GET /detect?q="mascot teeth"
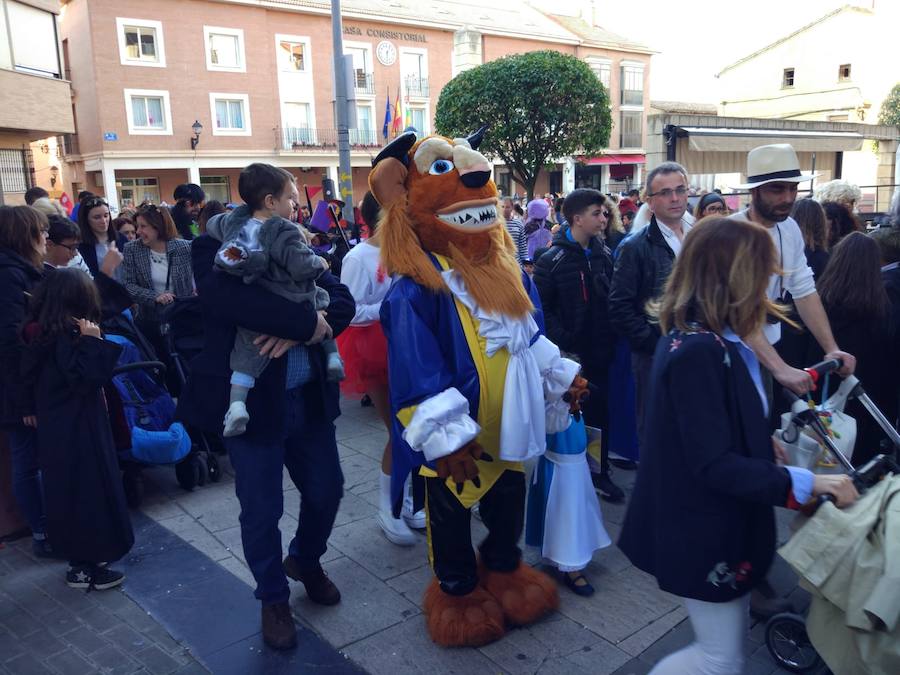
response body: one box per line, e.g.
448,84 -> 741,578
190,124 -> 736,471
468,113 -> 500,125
438,205 -> 497,227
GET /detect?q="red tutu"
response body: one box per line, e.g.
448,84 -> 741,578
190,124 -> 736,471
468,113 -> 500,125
336,323 -> 389,396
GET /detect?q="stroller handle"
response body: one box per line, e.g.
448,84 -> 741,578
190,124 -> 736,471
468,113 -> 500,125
804,358 -> 843,386
113,361 -> 167,376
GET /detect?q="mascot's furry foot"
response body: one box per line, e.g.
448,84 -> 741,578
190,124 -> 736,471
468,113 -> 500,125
479,561 -> 559,626
422,577 -> 506,647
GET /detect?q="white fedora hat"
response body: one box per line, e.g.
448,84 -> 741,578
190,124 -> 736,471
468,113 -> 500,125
736,143 -> 820,189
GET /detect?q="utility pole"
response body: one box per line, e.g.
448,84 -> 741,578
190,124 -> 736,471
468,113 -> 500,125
330,0 -> 355,231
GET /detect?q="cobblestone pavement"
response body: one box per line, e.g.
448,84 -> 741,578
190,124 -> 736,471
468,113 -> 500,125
1,398 -> 810,674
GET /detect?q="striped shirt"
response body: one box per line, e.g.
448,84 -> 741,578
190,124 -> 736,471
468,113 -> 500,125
505,218 -> 528,263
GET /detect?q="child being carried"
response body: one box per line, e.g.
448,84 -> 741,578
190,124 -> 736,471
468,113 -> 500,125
211,163 -> 344,437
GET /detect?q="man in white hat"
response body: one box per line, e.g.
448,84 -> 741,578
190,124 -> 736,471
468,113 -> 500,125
734,144 -> 856,396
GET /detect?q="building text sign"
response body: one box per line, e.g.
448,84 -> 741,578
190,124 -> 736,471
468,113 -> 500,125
343,25 -> 427,43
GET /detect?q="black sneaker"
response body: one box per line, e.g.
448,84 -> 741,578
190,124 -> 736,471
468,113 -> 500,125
591,472 -> 625,503
66,565 -> 124,591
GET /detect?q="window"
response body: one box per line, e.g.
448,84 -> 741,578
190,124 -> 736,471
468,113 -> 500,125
401,50 -> 428,97
619,110 -> 642,148
282,102 -> 316,147
116,18 -> 165,67
586,57 -> 611,89
620,65 -> 644,106
117,177 -> 159,208
204,27 -> 245,72
8,1 -> 61,77
0,148 -> 32,194
346,46 -> 374,94
124,89 -> 172,135
409,106 -> 427,135
783,68 -> 795,88
200,176 -> 230,203
278,41 -> 305,71
209,94 -> 251,135
351,105 -> 376,146
838,64 -> 851,82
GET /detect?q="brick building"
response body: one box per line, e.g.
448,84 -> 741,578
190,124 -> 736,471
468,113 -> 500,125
52,0 -> 653,210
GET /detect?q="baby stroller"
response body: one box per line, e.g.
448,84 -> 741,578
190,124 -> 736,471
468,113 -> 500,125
159,297 -> 222,490
104,310 -> 219,500
765,358 -> 900,673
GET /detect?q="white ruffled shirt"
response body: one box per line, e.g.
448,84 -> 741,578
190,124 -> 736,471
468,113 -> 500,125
401,269 -> 579,463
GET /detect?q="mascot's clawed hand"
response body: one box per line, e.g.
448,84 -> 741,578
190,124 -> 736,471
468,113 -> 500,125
564,375 -> 590,415
435,441 -> 490,494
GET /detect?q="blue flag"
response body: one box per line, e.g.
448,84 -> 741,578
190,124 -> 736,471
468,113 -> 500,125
382,88 -> 392,139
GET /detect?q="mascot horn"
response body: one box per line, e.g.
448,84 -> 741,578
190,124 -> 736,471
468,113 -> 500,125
370,128 -> 589,647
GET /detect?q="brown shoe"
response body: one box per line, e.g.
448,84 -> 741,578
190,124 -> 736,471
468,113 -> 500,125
283,556 -> 341,606
261,602 -> 297,650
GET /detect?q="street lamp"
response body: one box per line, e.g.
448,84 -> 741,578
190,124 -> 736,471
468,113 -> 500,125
190,120 -> 203,150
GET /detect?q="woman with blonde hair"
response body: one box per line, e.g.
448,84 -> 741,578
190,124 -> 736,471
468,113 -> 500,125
619,217 -> 858,674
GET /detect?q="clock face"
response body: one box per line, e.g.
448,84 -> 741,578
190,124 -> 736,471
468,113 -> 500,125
376,40 -> 397,66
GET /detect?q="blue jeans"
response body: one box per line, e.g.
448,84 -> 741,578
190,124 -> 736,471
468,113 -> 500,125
225,387 -> 344,605
8,426 -> 46,537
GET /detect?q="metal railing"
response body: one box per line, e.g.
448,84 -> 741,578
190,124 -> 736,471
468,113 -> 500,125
619,132 -> 643,149
353,71 -> 375,95
58,134 -> 80,156
277,127 -> 383,151
404,76 -> 429,98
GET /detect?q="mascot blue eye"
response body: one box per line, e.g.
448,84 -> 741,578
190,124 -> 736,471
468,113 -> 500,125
429,159 -> 454,175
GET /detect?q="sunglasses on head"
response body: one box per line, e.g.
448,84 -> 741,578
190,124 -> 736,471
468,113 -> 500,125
83,197 -> 108,209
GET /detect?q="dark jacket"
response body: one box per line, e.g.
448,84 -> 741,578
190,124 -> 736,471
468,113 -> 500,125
122,238 -> 194,323
170,203 -> 196,241
806,305 -> 900,466
619,330 -> 793,602
20,332 -> 133,563
608,217 -> 675,355
533,229 -> 615,369
0,249 -> 43,427
175,234 -> 354,444
804,247 -> 830,281
77,233 -> 128,278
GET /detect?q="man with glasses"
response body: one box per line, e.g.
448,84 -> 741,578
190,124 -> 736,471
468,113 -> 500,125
609,161 -> 692,450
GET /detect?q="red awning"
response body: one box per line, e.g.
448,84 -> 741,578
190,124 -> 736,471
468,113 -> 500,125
581,154 -> 646,166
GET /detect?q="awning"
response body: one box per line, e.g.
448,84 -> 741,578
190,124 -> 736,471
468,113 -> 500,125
581,153 -> 646,166
680,127 -> 864,153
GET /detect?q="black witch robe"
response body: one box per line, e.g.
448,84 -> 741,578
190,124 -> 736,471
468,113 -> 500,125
22,332 -> 134,564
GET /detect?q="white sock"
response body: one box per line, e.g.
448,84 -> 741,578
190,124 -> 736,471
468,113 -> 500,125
379,472 -> 395,515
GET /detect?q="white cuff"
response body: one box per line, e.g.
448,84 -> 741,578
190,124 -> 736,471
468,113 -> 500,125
530,335 -> 581,398
545,399 -> 572,434
401,388 -> 481,462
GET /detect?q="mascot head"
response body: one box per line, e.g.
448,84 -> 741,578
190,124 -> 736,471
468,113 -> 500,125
368,128 -> 533,318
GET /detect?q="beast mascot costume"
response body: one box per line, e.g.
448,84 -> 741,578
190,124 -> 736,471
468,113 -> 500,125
369,128 -> 588,647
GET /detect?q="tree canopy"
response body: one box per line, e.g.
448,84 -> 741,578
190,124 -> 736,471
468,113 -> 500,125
434,50 -> 612,200
878,83 -> 900,128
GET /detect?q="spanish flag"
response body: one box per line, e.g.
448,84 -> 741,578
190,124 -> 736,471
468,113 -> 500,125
391,88 -> 402,136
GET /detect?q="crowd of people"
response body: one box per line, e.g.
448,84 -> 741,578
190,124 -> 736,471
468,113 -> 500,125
1,139 -> 897,670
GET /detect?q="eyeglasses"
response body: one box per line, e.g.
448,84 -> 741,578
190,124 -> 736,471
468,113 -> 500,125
648,186 -> 689,199
50,241 -> 79,252
704,204 -> 727,214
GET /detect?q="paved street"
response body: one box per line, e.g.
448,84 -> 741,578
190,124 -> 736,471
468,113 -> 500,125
0,399 -> 808,674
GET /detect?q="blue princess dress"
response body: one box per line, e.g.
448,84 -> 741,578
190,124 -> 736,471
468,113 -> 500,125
526,415 -> 612,571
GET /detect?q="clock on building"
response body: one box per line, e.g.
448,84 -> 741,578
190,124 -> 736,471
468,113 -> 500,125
376,40 -> 397,66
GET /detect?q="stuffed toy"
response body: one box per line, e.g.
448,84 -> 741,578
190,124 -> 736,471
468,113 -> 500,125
369,128 -> 588,647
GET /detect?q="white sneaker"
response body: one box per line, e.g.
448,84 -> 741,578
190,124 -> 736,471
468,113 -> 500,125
223,401 -> 249,437
377,511 -> 417,546
403,509 -> 426,530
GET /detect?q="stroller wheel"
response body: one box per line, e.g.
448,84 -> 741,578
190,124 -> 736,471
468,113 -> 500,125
207,453 -> 221,483
765,612 -> 822,673
175,454 -> 199,491
195,452 -> 209,487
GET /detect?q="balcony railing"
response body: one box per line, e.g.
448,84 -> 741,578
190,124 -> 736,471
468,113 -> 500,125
58,133 -> 80,156
404,76 -> 429,98
353,71 -> 375,95
277,127 -> 383,151
621,89 -> 643,106
619,132 -> 643,149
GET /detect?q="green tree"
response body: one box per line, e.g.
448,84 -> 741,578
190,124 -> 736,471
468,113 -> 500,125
878,83 -> 900,128
434,50 -> 612,201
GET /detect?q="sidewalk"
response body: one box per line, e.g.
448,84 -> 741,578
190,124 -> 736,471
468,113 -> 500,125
1,398 -> 805,674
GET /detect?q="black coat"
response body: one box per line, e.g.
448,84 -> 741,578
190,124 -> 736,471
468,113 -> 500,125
0,249 -> 43,427
619,329 -> 792,602
21,333 -> 133,563
77,233 -> 128,278
805,305 -> 900,466
175,234 -> 355,444
533,230 -> 615,369
609,217 -> 675,355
